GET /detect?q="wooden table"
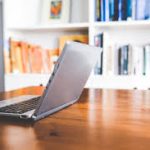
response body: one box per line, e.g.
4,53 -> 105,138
0,87 -> 150,150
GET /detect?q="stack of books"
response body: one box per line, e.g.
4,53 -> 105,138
95,0 -> 150,21
106,43 -> 150,76
117,44 -> 150,76
94,32 -> 150,76
4,39 -> 59,74
4,34 -> 88,74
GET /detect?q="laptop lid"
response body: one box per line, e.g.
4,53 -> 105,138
33,42 -> 101,119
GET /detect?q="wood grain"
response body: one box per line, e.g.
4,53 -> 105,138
0,87 -> 150,150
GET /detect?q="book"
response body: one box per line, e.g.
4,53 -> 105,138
9,39 -> 23,73
95,0 -> 101,21
121,0 -> 127,20
127,0 -> 132,20
42,49 -> 53,73
15,42 -> 24,73
4,50 -> 11,74
144,45 -> 150,76
94,33 -> 103,75
118,45 -> 129,75
109,0 -> 115,21
145,0 -> 150,20
20,42 -> 30,73
136,0 -> 146,20
9,38 -> 61,74
122,45 -> 129,75
105,0 -> 109,21
101,0 -> 105,21
128,45 -> 133,75
49,48 -> 59,71
59,34 -> 88,54
95,0 -> 150,22
131,0 -> 136,20
132,45 -> 144,75
28,45 -> 43,73
113,0 -> 119,21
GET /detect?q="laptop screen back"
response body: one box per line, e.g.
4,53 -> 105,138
34,42 -> 101,116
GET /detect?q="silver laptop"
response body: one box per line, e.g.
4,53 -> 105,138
0,42 -> 101,121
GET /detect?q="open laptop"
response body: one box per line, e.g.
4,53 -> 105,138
0,42 -> 101,121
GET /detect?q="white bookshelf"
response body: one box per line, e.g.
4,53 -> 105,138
8,23 -> 89,31
3,0 -> 150,91
94,20 -> 150,28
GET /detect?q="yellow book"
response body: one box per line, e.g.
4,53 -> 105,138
59,34 -> 88,54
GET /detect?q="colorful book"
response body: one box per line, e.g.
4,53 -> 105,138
28,45 -> 43,73
127,0 -> 132,20
4,50 -> 11,74
20,42 -> 30,73
9,39 -> 23,73
109,0 -> 115,21
95,0 -> 101,21
145,0 -> 150,20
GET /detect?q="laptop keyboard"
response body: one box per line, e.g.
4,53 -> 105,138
0,96 -> 41,114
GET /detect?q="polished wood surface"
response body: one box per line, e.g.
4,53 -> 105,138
0,87 -> 150,150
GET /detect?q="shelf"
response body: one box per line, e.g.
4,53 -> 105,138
87,75 -> 150,90
93,20 -> 150,29
5,74 -> 150,91
5,74 -> 51,91
8,23 -> 89,31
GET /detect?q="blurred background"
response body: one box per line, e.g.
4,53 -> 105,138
0,0 -> 150,92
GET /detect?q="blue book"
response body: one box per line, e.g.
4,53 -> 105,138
121,0 -> 127,20
118,0 -> 122,21
145,0 -> 150,20
114,0 -> 119,20
132,0 -> 136,20
127,0 -> 132,19
101,0 -> 105,21
109,0 -> 114,21
136,0 -> 146,20
105,0 -> 110,21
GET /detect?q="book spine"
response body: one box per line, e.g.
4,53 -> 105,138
132,0 -> 136,20
118,48 -> 122,74
121,0 -> 127,20
136,0 -> 146,20
101,0 -> 104,21
105,0 -> 109,21
127,0 -> 132,20
109,0 -> 114,21
145,45 -> 150,75
94,33 -> 103,75
113,0 -> 119,21
118,0 -> 122,21
100,51 -> 103,74
144,0 -> 150,20
122,45 -> 128,75
143,46 -> 146,75
128,45 -> 132,75
95,0 -> 101,21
